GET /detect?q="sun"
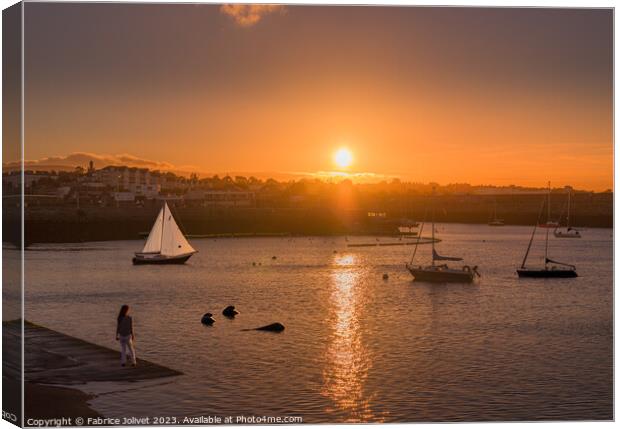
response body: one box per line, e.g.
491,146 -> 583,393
334,148 -> 353,169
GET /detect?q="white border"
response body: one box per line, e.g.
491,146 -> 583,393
0,2 -> 616,429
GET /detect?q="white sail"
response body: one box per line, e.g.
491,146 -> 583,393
160,203 -> 196,256
142,207 -> 164,253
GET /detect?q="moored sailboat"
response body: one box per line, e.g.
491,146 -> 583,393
406,190 -> 480,283
554,188 -> 581,238
517,182 -> 577,278
488,199 -> 505,226
133,202 -> 197,265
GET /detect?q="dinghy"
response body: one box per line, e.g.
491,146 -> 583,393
133,202 -> 197,265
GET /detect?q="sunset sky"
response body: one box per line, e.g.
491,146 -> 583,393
21,4 -> 612,190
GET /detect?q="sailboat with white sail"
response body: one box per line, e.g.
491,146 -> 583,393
554,188 -> 581,238
517,182 -> 577,278
406,190 -> 480,283
133,202 -> 197,265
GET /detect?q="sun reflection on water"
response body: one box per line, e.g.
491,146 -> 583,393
321,253 -> 383,422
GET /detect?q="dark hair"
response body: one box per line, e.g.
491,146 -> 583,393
117,305 -> 129,325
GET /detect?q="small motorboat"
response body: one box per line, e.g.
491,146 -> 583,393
554,228 -> 581,239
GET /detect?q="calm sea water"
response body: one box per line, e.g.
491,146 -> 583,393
23,224 -> 613,422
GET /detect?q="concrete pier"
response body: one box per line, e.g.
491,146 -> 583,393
4,320 -> 182,385
3,320 -> 182,422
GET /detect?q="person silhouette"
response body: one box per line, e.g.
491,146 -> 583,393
116,305 -> 137,367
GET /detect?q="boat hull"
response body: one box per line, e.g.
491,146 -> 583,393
133,253 -> 194,265
408,266 -> 474,283
553,231 -> 581,238
517,268 -> 578,278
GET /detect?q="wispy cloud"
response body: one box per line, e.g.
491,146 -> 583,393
5,152 -> 197,174
288,171 -> 396,183
5,152 -> 393,184
220,4 -> 285,27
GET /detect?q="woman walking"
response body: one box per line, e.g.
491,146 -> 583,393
116,304 -> 137,367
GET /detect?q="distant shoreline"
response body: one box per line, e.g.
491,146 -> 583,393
4,193 -> 612,246
1,224 -> 612,249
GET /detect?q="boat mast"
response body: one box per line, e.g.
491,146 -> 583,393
431,187 -> 436,267
521,199 -> 545,269
567,189 -> 571,229
544,181 -> 550,268
409,205 -> 428,266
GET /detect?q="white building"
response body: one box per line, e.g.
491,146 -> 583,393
3,172 -> 54,191
130,183 -> 161,199
94,166 -> 156,190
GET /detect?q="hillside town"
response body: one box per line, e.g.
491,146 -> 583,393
3,163 -> 613,247
2,161 -> 612,210
3,162 -> 257,208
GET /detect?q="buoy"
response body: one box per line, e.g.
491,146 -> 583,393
201,313 -> 215,325
382,273 -> 389,280
222,306 -> 239,318
272,256 -> 277,260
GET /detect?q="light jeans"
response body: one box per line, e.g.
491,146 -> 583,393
119,335 -> 136,365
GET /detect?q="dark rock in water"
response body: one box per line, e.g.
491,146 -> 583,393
201,313 -> 215,325
272,256 -> 277,260
248,322 -> 285,332
222,306 -> 239,318
382,273 -> 389,280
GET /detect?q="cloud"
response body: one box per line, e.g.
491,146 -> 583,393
4,152 -> 391,184
220,4 -> 285,27
5,152 -> 198,174
288,170 -> 396,183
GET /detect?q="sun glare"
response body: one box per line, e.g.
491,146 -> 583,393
334,148 -> 353,169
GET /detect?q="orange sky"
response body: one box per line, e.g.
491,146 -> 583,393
18,5 -> 613,190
